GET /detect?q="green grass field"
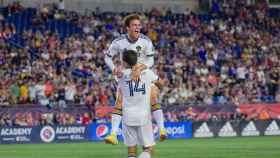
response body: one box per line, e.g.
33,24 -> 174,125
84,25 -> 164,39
0,136 -> 280,158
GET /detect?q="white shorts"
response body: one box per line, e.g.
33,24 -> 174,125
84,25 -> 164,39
122,123 -> 155,147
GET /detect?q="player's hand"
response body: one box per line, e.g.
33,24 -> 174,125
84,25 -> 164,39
131,66 -> 141,81
113,67 -> 123,78
131,63 -> 146,81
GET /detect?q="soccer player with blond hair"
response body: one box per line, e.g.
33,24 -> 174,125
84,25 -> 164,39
104,14 -> 166,145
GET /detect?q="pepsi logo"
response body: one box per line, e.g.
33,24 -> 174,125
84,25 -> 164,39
96,124 -> 109,139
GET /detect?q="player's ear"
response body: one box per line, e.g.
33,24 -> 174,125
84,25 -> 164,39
125,25 -> 129,31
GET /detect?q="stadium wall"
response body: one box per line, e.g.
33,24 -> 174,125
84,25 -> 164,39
192,120 -> 280,138
1,0 -> 198,13
1,120 -> 280,144
0,122 -> 193,144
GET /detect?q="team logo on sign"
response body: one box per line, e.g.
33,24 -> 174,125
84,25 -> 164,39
40,126 -> 55,143
96,124 -> 109,139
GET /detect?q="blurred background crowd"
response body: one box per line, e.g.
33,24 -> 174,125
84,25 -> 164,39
0,0 -> 279,125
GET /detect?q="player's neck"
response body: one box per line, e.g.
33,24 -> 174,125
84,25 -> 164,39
124,66 -> 133,69
126,34 -> 139,43
123,62 -> 134,69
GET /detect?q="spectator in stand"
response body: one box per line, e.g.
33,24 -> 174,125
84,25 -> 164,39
39,113 -> 48,126
0,83 -> 9,106
14,112 -> 28,126
19,80 -> 29,104
9,80 -> 20,104
0,113 -> 12,126
56,82 -> 67,108
28,79 -> 37,104
82,112 -> 91,125
65,79 -> 76,104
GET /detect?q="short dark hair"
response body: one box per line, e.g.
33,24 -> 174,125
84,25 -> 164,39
122,50 -> 137,67
124,14 -> 141,27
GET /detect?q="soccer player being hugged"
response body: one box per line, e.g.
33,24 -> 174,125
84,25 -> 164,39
114,50 -> 162,158
104,14 -> 166,145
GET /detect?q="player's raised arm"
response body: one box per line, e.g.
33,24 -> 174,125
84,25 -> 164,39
104,53 -> 115,71
104,42 -> 117,71
104,40 -> 123,77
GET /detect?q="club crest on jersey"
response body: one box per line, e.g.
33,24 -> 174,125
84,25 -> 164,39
136,46 -> 142,52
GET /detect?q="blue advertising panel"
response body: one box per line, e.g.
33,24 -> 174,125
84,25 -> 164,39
0,122 -> 193,144
38,125 -> 90,143
0,125 -> 89,144
88,121 -> 192,141
88,123 -> 111,141
163,122 -> 192,139
0,126 -> 39,144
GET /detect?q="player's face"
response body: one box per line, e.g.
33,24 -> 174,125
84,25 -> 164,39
127,19 -> 141,41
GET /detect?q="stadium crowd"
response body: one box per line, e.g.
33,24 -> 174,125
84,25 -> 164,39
0,111 -> 92,127
0,0 -> 280,124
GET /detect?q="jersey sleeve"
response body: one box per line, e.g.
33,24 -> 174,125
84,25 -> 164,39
142,39 -> 155,68
106,40 -> 119,57
142,70 -> 158,83
146,39 -> 155,56
104,41 -> 119,70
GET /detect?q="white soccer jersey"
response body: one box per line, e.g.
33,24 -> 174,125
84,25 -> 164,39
105,34 -> 155,70
118,69 -> 158,126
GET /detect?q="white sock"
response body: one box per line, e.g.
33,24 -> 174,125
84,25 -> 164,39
138,152 -> 151,158
111,114 -> 122,134
153,109 -> 165,130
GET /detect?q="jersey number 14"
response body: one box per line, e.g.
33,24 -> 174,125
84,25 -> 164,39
126,80 -> 146,96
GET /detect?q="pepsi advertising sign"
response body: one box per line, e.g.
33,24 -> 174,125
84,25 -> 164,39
163,122 -> 192,139
95,124 -> 110,140
88,123 -> 112,141
89,122 -> 192,141
152,122 -> 192,140
0,122 -> 192,144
